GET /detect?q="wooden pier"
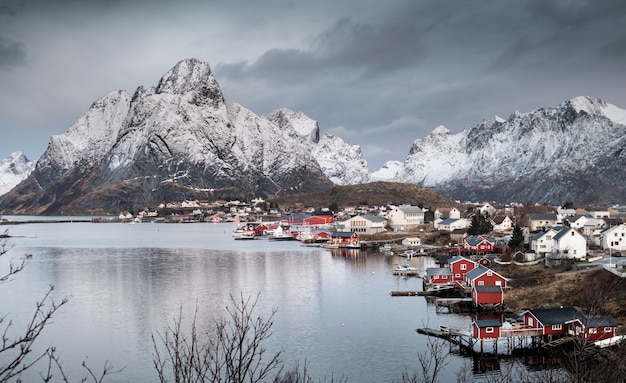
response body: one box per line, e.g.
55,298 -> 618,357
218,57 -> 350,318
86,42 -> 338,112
391,290 -> 433,296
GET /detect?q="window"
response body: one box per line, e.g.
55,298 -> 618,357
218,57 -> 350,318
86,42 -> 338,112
487,271 -> 493,276
528,317 -> 533,326
552,324 -> 562,331
495,280 -> 502,286
604,327 -> 613,333
589,328 -> 597,334
486,327 -> 494,333
460,264 -> 467,270
478,281 -> 484,286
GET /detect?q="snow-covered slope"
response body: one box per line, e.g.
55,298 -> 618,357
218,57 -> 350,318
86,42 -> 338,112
267,109 -> 369,185
369,160 -> 403,182
0,152 -> 35,196
396,96 -> 626,205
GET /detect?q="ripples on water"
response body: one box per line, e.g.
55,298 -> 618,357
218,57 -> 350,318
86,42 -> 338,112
0,221 -> 498,382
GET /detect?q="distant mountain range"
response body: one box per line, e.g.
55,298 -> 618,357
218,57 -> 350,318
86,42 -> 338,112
394,96 -> 626,206
1,58 -> 625,214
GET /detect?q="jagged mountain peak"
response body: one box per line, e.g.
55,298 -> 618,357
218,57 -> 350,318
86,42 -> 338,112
0,151 -> 35,196
155,58 -> 224,107
266,108 -> 320,143
562,96 -> 626,125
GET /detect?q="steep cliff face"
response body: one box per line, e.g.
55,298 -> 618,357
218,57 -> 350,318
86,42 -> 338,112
1,58 -> 365,214
395,96 -> 626,205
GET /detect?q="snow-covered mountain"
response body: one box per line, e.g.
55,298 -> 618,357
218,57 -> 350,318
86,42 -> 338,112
0,152 -> 35,196
386,96 -> 626,205
0,58 -> 367,214
267,108 -> 369,185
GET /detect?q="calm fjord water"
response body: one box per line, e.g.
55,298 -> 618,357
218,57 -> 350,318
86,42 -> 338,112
0,221 -> 470,382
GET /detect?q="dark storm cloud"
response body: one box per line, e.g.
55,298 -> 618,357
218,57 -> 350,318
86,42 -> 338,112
217,17 -> 425,82
0,37 -> 25,69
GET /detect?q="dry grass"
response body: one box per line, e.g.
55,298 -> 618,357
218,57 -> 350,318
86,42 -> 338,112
272,181 -> 457,210
501,265 -> 626,330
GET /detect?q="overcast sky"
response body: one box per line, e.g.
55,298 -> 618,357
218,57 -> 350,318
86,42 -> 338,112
1,0 -> 625,170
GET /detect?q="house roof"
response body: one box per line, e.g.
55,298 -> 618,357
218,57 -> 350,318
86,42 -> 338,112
553,226 -> 581,241
349,215 -> 387,223
466,265 -> 507,281
493,215 -> 509,224
465,265 -> 490,280
527,307 -> 583,325
397,206 -> 424,214
474,285 -> 503,293
426,267 -> 452,277
465,235 -> 496,247
439,218 -> 460,225
528,213 -> 558,221
600,224 -> 626,235
448,255 -> 474,264
331,231 -> 356,238
474,319 -> 502,328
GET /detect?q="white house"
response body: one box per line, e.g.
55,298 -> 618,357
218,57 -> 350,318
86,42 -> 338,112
527,214 -> 558,232
531,227 -> 560,256
434,207 -> 461,220
556,207 -> 577,224
436,218 -> 469,232
600,224 -> 626,252
386,205 -> 425,230
339,215 -> 387,235
401,237 -> 422,248
478,202 -> 497,217
551,226 -> 587,260
492,215 -> 513,233
569,215 -> 606,239
589,210 -> 611,219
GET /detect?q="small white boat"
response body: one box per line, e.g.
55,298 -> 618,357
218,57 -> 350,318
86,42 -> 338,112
268,225 -> 294,241
394,264 -> 417,272
233,224 -> 256,240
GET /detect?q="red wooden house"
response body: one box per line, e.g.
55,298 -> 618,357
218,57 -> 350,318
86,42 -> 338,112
425,267 -> 453,285
304,215 -> 334,226
329,231 -> 359,247
448,256 -> 477,281
464,235 -> 496,254
472,319 -> 501,339
523,307 -> 581,337
464,266 -> 508,290
567,316 -> 618,341
472,285 -> 504,306
310,228 -> 331,242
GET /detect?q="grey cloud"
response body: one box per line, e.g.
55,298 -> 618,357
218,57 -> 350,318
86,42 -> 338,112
217,17 -> 424,83
0,37 -> 25,70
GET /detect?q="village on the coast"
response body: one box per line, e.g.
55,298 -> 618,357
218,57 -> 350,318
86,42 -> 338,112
109,198 -> 626,360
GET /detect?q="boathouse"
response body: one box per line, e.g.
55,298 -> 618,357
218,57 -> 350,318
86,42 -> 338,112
425,267 -> 453,285
472,285 -> 504,306
329,231 -> 360,247
472,319 -> 502,339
